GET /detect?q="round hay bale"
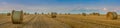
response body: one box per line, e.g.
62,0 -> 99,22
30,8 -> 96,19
65,13 -> 67,15
42,12 -> 44,15
89,12 -> 100,16
11,10 -> 23,24
27,13 -> 30,15
92,13 -> 100,16
24,13 -> 29,15
26,13 -> 29,15
59,13 -> 62,15
51,12 -> 57,18
82,13 -> 86,16
68,13 -> 70,15
48,12 -> 51,15
7,13 -> 11,16
24,13 -> 27,15
35,12 -> 37,15
106,12 -> 117,20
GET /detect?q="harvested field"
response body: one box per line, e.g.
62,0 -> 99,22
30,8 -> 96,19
0,14 -> 120,28
0,0 -> 119,28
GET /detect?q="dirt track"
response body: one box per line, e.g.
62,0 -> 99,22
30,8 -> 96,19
0,14 -> 120,28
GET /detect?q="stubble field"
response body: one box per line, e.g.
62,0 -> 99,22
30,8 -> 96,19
0,14 -> 120,28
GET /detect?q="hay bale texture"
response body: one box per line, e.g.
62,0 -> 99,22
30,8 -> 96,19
106,12 -> 117,20
24,13 -> 27,15
24,12 -> 29,15
82,13 -> 86,16
11,10 -> 23,24
7,13 -> 11,16
90,12 -> 100,16
41,12 -> 44,15
51,12 -> 57,18
35,12 -> 37,15
68,13 -> 70,15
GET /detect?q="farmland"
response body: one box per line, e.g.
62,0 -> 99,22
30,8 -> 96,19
0,0 -> 119,28
0,13 -> 120,28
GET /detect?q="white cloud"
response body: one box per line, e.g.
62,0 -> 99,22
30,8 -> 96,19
0,2 -> 120,14
103,8 -> 107,11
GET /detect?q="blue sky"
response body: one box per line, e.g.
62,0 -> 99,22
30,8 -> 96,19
0,0 -> 120,14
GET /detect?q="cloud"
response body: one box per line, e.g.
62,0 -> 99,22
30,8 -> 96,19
0,1 -> 120,14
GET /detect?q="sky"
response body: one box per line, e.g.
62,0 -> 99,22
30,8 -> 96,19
0,0 -> 120,14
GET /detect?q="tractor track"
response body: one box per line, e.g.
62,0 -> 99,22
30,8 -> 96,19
59,15 -> 120,28
44,15 -> 72,28
0,15 -> 36,28
0,15 -> 120,28
17,15 -> 39,28
22,15 -> 73,28
51,15 -> 93,28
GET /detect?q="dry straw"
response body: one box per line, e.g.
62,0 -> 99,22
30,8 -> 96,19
106,12 -> 117,20
11,10 -> 23,24
51,12 -> 57,18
